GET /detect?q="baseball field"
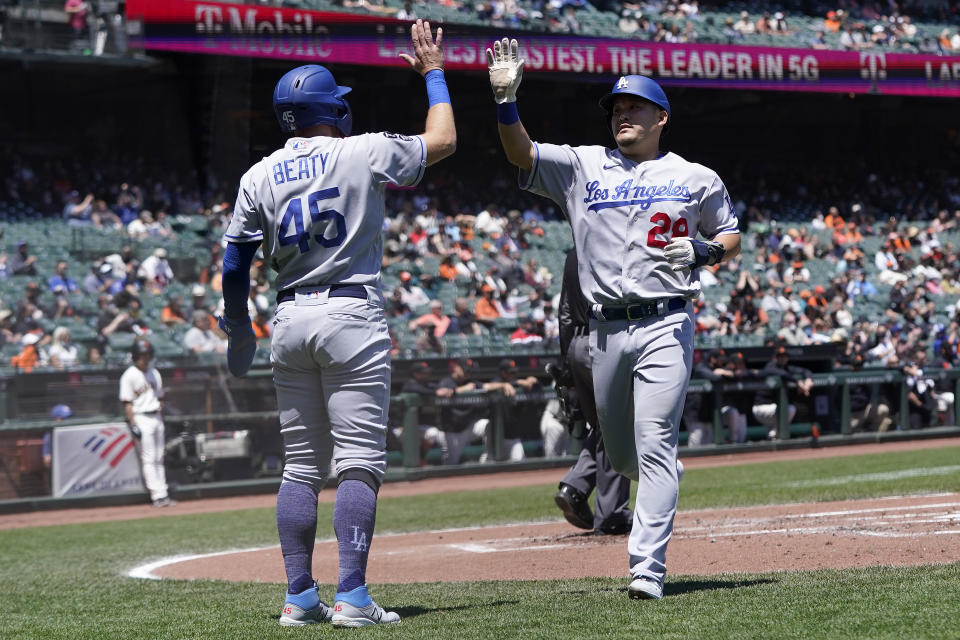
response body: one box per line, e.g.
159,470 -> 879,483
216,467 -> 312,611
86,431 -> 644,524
3,439 -> 960,639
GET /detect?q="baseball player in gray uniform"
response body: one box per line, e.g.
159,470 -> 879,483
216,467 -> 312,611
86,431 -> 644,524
219,20 -> 455,627
488,38 -> 740,599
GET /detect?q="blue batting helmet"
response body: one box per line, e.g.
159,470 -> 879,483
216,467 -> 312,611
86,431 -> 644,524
599,75 -> 670,117
273,65 -> 352,136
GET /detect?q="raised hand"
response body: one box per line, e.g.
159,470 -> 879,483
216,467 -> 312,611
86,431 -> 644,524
486,37 -> 524,104
399,19 -> 444,76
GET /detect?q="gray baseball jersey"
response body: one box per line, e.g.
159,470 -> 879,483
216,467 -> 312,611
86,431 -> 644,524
225,132 -> 425,487
521,142 -> 739,590
226,133 -> 426,290
521,146 -> 739,304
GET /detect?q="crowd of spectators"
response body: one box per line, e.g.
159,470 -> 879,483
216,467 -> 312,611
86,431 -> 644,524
270,0 -> 960,52
1,132 -> 959,439
6,0 -> 960,57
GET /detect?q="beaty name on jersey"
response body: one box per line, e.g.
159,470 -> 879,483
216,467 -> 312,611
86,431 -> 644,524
272,153 -> 331,186
584,178 -> 692,211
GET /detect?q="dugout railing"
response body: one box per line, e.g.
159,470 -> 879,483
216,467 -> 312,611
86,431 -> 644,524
1,366 -> 959,506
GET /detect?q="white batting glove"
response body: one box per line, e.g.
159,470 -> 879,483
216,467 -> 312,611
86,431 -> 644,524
486,37 -> 524,104
664,237 -> 726,271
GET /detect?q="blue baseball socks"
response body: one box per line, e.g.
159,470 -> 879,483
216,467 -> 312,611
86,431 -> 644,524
333,479 -> 378,597
276,480 -> 319,593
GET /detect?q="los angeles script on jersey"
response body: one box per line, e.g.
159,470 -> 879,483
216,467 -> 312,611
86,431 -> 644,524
583,178 -> 692,212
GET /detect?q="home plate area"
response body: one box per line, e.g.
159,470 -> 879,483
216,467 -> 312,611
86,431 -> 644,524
147,493 -> 960,584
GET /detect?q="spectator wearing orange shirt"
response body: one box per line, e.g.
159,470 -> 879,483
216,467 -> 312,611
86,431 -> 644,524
438,254 -> 458,282
474,284 -> 501,327
843,221 -> 863,244
252,309 -> 271,339
889,231 -> 911,253
161,295 -> 187,326
408,300 -> 452,338
832,221 -> 861,246
11,333 -> 41,372
824,10 -> 841,32
804,285 -> 830,321
824,206 -> 844,231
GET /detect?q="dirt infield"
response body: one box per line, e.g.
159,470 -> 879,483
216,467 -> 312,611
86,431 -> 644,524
5,437 -> 960,583
107,437 -> 960,584
144,492 -> 960,583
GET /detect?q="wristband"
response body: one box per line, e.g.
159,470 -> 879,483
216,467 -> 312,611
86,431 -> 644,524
497,102 -> 519,125
425,69 -> 450,107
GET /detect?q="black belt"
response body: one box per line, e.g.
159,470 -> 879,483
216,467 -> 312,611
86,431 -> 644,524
590,297 -> 687,322
276,284 -> 367,304
572,326 -> 589,338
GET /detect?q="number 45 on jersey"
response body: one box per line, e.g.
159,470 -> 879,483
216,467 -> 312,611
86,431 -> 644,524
278,187 -> 346,253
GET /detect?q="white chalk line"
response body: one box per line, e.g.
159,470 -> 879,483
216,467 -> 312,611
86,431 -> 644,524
447,542 -> 573,554
125,519 -> 565,579
127,498 -> 960,580
127,544 -> 278,580
783,465 -> 960,488
679,502 -> 960,532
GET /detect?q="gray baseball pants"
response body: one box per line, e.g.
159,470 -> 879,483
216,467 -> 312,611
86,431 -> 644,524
271,290 -> 391,489
590,307 -> 693,585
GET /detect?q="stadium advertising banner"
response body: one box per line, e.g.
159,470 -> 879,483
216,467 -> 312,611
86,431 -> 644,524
126,0 -> 960,97
51,423 -> 144,498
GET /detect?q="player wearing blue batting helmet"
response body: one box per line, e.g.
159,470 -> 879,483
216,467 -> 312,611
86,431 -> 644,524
599,75 -> 670,117
273,65 -> 353,136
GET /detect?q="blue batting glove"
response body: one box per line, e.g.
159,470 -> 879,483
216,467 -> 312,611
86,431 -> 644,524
218,315 -> 257,377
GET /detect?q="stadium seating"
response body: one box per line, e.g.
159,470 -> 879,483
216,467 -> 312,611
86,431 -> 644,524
245,0 -> 960,53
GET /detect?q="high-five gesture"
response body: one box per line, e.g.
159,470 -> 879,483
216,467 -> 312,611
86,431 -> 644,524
486,37 -> 524,104
399,19 -> 444,76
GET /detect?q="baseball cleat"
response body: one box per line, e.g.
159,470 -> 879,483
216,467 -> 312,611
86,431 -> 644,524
594,520 -> 631,536
279,582 -> 333,626
555,483 -> 594,530
628,576 -> 664,600
331,585 -> 400,627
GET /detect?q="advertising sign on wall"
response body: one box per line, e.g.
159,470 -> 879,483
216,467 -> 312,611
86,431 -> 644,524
126,0 -> 960,97
51,423 -> 144,498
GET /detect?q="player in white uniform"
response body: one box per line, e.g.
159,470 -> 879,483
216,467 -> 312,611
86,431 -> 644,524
487,38 -> 741,599
219,21 -> 455,627
119,339 -> 173,507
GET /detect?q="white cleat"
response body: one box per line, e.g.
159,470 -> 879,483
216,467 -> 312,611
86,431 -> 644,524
331,599 -> 401,627
279,583 -> 333,626
628,576 -> 664,600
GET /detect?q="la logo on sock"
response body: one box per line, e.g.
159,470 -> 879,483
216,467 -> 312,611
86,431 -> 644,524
350,526 -> 368,551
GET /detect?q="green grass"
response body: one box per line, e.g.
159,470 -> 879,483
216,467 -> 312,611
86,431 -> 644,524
2,445 -> 960,639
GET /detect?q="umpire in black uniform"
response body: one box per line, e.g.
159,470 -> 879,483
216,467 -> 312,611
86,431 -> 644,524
553,248 -> 633,535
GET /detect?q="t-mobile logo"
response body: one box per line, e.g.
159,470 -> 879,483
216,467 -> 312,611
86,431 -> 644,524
350,526 -> 368,552
860,52 -> 887,93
